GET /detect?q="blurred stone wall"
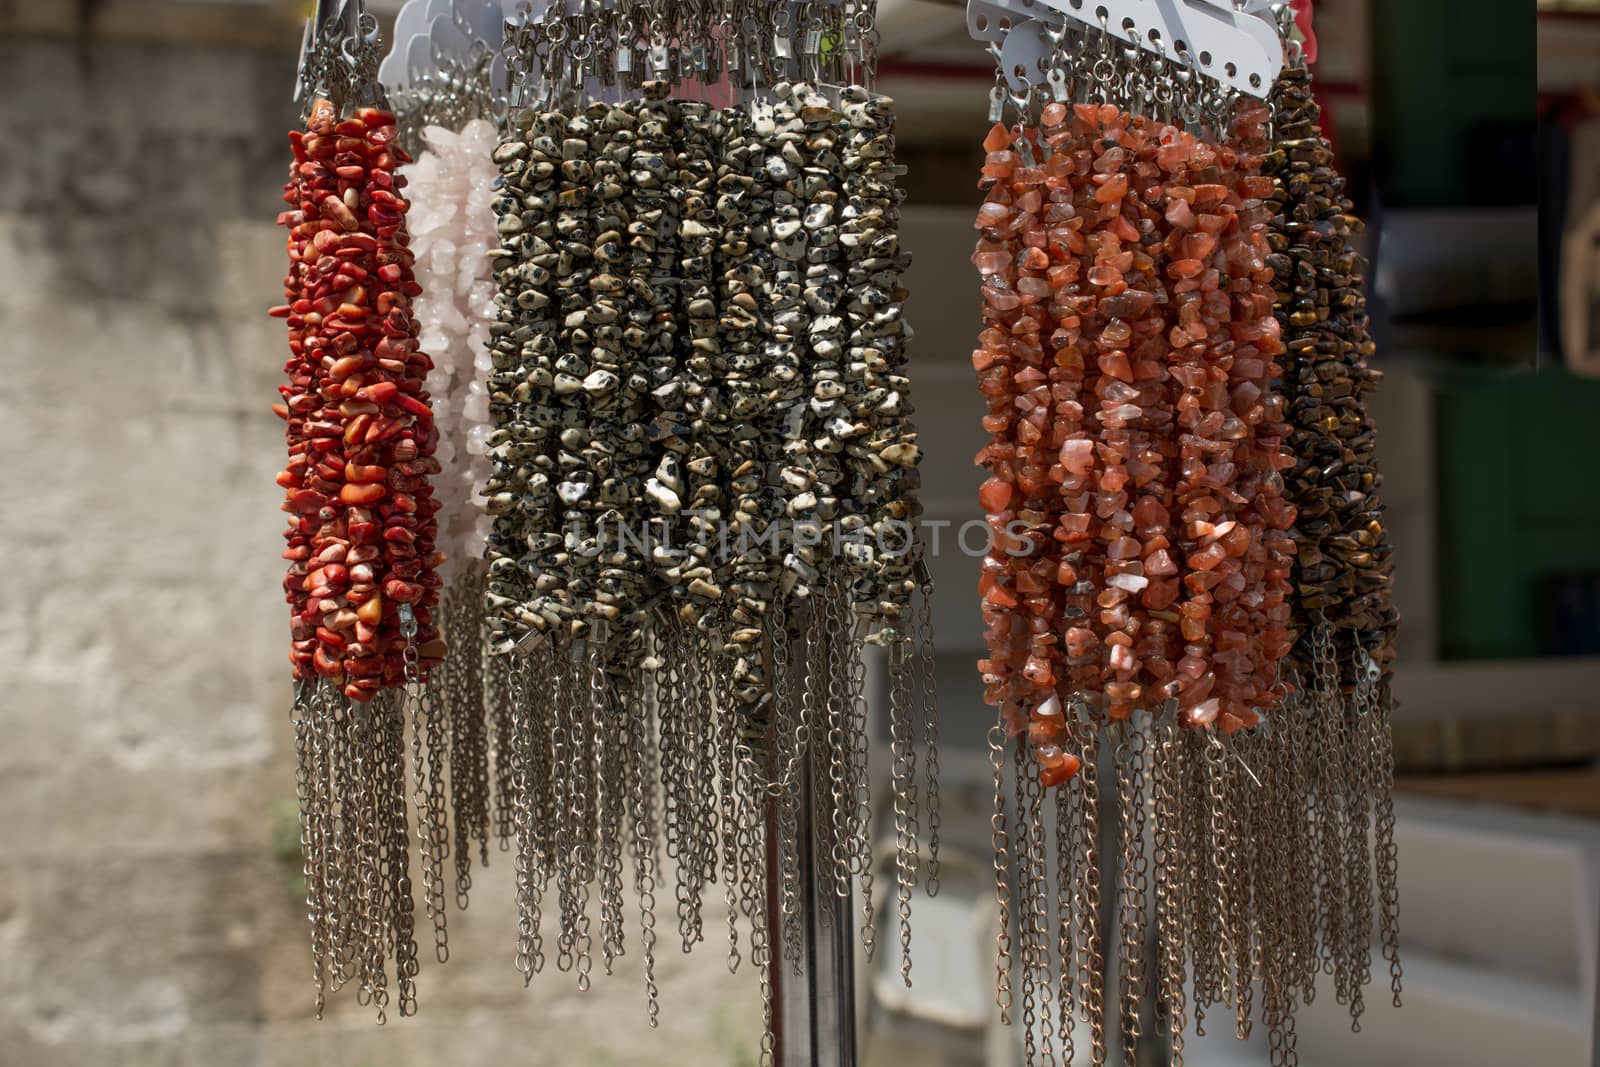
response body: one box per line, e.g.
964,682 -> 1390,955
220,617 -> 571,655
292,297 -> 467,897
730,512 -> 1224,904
0,33 -> 756,1067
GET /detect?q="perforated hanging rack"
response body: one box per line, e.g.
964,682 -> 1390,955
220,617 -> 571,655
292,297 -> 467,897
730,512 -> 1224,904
968,0 -> 1285,112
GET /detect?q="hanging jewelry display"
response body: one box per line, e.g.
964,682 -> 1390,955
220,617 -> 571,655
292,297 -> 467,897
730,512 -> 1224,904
1265,18 -> 1402,1028
474,0 -> 939,1052
966,4 -> 1398,1063
271,2 -> 442,1019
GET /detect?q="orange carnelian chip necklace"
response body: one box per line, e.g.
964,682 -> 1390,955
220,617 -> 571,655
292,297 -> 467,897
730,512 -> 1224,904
974,100 -> 1293,789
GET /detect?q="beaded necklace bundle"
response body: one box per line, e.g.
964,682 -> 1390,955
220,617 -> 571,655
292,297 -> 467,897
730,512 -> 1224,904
482,0 -> 939,1050
968,12 -> 1399,1064
272,11 -> 441,1019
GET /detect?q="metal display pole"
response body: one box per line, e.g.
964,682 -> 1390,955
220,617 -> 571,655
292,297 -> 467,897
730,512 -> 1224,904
771,699 -> 859,1066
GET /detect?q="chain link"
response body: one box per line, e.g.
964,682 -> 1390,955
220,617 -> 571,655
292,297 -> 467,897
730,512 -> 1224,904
421,674 -> 453,962
988,714 -> 1014,1026
824,587 -> 854,906
1363,651 -> 1404,1009
889,642 -> 918,985
445,587 -> 491,912
382,691 -> 420,1017
510,652 -> 546,983
1054,729 -> 1078,1061
1078,722 -> 1106,1067
914,585 -> 943,897
597,660 -> 629,977
1014,740 -> 1037,1065
633,647 -> 663,1024
1116,720 -> 1150,1063
1020,733 -> 1057,1063
292,683 -> 329,1017
774,617 -> 807,971
1343,650 -> 1376,1032
1151,715 -> 1188,1067
1225,736 -> 1253,1041
552,651 -> 578,978
715,644 -> 744,977
845,607 -> 877,958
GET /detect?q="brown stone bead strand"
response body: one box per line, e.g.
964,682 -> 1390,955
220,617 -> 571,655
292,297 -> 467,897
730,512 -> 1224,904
1166,99 -> 1296,735
974,123 -> 1042,768
272,98 -> 447,702
1043,125 -> 1101,758
1266,62 -> 1398,685
972,102 -> 1295,786
1074,111 -> 1174,727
